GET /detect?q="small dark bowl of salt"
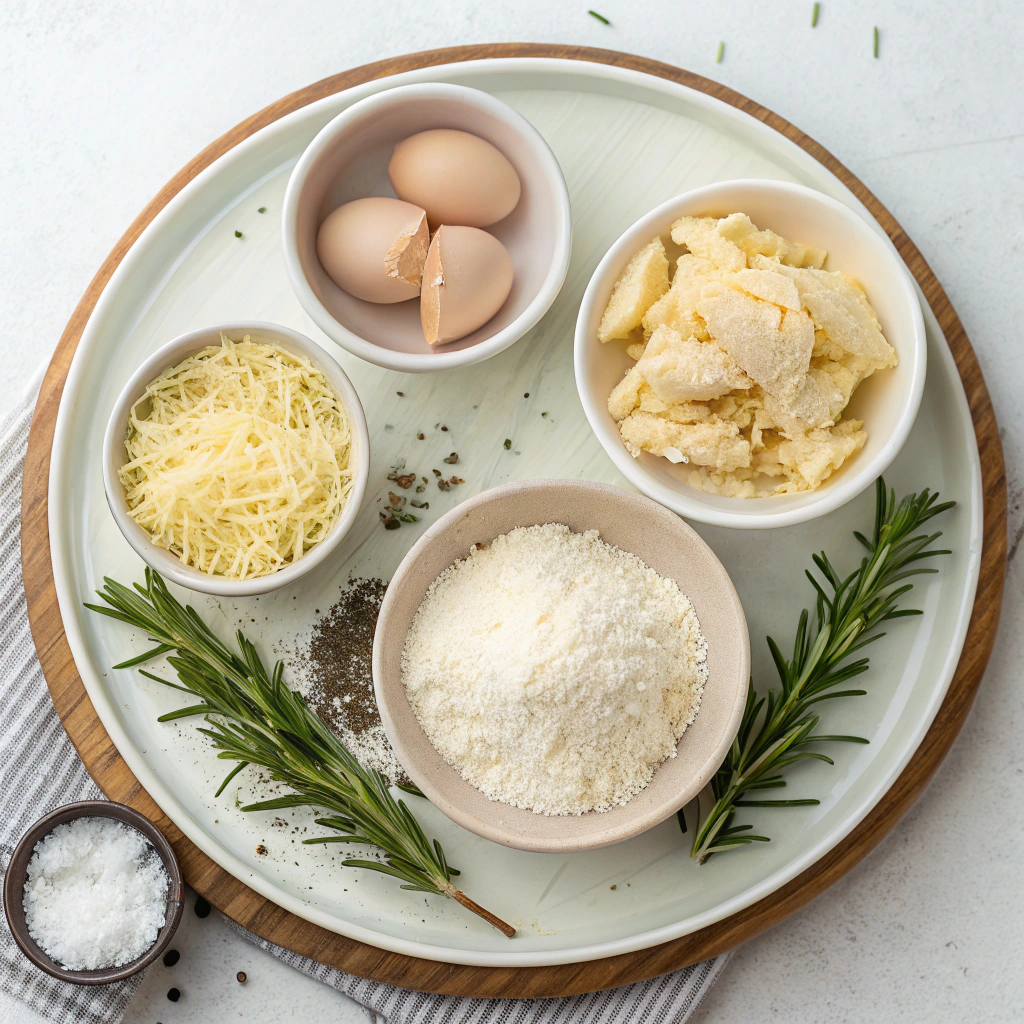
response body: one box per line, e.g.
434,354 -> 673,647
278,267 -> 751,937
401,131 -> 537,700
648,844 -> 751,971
3,801 -> 184,985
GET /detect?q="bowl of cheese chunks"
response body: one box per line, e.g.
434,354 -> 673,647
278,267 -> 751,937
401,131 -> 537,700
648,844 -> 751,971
574,179 -> 926,529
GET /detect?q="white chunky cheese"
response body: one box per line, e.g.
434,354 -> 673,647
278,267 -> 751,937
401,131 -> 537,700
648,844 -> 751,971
603,214 -> 896,496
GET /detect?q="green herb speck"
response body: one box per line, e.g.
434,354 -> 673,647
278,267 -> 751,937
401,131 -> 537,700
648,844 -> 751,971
716,41 -> 724,63
811,2 -> 819,27
234,230 -> 243,238
257,207 -> 267,214
588,9 -> 610,25
873,25 -> 879,57
503,438 -> 512,450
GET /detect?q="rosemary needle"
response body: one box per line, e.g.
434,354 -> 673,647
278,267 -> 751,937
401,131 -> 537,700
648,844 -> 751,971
588,9 -> 610,25
86,570 -> 515,937
873,25 -> 879,58
811,2 -> 820,27
716,41 -> 725,63
687,479 -> 954,864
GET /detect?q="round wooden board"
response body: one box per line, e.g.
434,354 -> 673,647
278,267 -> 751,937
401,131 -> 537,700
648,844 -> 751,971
21,44 -> 1007,998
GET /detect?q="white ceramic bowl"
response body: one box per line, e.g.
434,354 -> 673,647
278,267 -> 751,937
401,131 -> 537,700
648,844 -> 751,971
574,179 -> 927,529
102,322 -> 370,597
282,83 -> 571,373
373,479 -> 750,854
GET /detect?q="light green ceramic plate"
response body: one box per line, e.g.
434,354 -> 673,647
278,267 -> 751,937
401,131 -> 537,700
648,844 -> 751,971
49,58 -> 981,967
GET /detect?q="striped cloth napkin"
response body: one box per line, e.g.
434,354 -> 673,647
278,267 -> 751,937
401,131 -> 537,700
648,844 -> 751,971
0,377 -> 729,1024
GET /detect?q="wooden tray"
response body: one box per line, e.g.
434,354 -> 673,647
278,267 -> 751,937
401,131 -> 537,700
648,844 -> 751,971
21,44 -> 1006,998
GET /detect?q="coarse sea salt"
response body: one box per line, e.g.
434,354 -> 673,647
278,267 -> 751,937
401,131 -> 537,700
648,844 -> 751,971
23,817 -> 169,970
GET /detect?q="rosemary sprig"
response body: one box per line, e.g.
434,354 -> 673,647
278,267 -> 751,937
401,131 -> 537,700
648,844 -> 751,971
688,479 -> 954,864
86,570 -> 515,937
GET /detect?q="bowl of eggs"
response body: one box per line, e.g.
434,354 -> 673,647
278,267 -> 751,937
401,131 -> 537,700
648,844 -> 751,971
282,83 -> 572,373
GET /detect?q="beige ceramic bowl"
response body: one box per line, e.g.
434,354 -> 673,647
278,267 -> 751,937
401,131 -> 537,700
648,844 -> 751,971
373,479 -> 750,853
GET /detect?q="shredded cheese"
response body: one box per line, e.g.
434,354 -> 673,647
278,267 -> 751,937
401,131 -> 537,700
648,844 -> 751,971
119,335 -> 354,579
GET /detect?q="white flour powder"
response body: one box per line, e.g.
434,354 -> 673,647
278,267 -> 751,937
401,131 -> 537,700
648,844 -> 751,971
401,523 -> 708,815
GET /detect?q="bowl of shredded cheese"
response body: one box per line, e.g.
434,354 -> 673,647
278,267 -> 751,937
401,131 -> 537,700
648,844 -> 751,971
373,478 -> 750,853
103,323 -> 369,596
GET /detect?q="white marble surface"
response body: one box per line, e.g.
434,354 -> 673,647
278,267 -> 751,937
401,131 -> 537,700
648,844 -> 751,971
1,1 -> 1021,1022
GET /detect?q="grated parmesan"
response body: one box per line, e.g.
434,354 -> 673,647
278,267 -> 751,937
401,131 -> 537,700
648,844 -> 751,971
119,336 -> 354,579
401,524 -> 708,815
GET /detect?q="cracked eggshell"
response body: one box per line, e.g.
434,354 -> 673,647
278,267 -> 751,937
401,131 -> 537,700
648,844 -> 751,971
420,225 -> 515,346
316,197 -> 428,304
388,129 -> 521,229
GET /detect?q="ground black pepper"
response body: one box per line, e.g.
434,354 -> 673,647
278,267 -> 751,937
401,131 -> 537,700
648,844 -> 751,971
302,578 -> 408,784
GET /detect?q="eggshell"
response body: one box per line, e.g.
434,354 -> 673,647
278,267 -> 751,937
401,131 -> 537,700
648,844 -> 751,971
389,129 -> 522,228
420,226 -> 514,346
317,197 -> 429,304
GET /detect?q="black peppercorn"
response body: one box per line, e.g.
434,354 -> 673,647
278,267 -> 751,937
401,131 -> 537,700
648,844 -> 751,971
167,988 -> 181,1002
162,949 -> 180,967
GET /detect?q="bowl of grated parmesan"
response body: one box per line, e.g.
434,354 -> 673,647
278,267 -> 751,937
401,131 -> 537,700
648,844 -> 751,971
102,322 -> 369,596
373,478 -> 750,853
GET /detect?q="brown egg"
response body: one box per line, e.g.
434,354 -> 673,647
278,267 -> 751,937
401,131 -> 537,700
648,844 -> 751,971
316,197 -> 428,304
388,129 -> 521,228
420,226 -> 514,346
